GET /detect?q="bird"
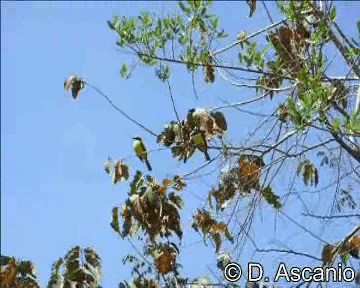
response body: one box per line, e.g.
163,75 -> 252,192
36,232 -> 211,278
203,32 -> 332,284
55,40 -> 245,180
190,130 -> 211,161
132,137 -> 152,171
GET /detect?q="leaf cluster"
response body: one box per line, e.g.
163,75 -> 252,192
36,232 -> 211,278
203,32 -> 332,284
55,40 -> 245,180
157,108 -> 227,162
0,256 -> 40,288
297,159 -> 319,187
208,155 -> 281,211
321,235 -> 360,266
47,246 -> 102,288
191,209 -> 234,253
111,172 -> 186,242
104,158 -> 130,184
108,1 -> 226,79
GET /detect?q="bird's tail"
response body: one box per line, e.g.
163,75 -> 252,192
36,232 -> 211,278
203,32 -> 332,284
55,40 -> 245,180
145,159 -> 152,171
204,151 -> 211,161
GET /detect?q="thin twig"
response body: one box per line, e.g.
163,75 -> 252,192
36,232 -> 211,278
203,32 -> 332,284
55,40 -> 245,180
86,82 -> 158,137
183,153 -> 221,179
261,0 -> 274,24
211,92 -> 270,112
136,52 -> 294,80
255,248 -> 321,261
280,211 -> 328,244
212,19 -> 285,56
301,213 -> 360,219
166,80 -> 181,123
217,65 -> 297,91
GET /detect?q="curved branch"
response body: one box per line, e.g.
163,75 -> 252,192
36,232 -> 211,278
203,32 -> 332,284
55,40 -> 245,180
85,82 -> 158,137
136,52 -> 295,80
212,19 -> 285,56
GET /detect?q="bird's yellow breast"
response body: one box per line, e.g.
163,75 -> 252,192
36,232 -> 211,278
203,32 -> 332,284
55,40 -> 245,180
133,140 -> 147,158
192,133 -> 206,146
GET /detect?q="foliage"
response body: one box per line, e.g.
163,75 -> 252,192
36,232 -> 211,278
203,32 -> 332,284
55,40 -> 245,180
47,246 -> 102,288
157,108 -> 227,162
110,172 -> 186,242
192,209 -> 234,253
0,256 -> 40,288
58,1 -> 360,287
104,158 -> 130,184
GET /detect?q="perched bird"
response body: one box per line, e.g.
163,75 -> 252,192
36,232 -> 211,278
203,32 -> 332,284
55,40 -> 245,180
190,130 -> 211,161
132,137 -> 152,171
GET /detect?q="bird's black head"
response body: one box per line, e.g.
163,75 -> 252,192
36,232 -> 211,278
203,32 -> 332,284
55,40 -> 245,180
132,137 -> 142,141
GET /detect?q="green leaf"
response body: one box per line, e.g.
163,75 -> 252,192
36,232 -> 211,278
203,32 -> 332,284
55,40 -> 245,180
130,171 -> 144,195
194,0 -> 201,9
332,118 -> 341,132
224,228 -> 234,243
297,161 -> 305,176
303,163 -> 311,186
120,63 -> 128,78
111,207 -> 120,234
178,1 -> 187,13
261,185 -> 282,209
108,15 -> 119,31
313,167 -> 319,187
329,7 -> 336,22
211,17 -> 219,29
340,253 -> 349,264
168,192 -> 184,209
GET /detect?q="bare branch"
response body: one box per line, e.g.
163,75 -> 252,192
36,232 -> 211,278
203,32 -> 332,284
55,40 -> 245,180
255,247 -> 321,261
211,92 -> 270,112
212,19 -> 285,56
85,81 -> 158,137
166,80 -> 181,124
301,213 -> 360,219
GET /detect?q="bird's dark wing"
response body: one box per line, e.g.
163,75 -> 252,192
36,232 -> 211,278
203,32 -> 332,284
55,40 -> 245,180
140,141 -> 147,154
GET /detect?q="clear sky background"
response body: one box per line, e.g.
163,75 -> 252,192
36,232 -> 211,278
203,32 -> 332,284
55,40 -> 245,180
1,1 -> 359,287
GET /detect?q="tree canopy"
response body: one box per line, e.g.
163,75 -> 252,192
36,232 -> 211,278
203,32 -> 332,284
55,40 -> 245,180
2,1 -> 359,287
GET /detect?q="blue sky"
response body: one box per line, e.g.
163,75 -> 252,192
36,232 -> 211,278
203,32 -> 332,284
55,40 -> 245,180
1,1 -> 359,287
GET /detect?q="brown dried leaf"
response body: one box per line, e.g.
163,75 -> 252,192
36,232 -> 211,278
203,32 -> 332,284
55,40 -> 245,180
246,0 -> 256,17
154,246 -> 176,275
168,192 -> 184,209
321,244 -> 334,265
268,26 -> 307,77
172,175 -> 186,191
204,64 -> 215,83
110,207 -> 120,234
192,209 -> 232,252
211,111 -> 228,132
64,75 -> 77,92
0,257 -> 17,286
298,160 -> 319,187
238,155 -> 262,191
277,103 -> 289,123
104,158 -> 112,175
64,75 -> 85,99
159,178 -> 172,194
112,161 -> 129,184
349,235 -> 360,259
120,162 -> 130,181
213,233 -> 222,253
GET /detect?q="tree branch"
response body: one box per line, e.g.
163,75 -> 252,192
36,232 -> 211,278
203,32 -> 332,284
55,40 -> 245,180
213,19 -> 285,56
85,81 -> 158,137
301,213 -> 360,219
